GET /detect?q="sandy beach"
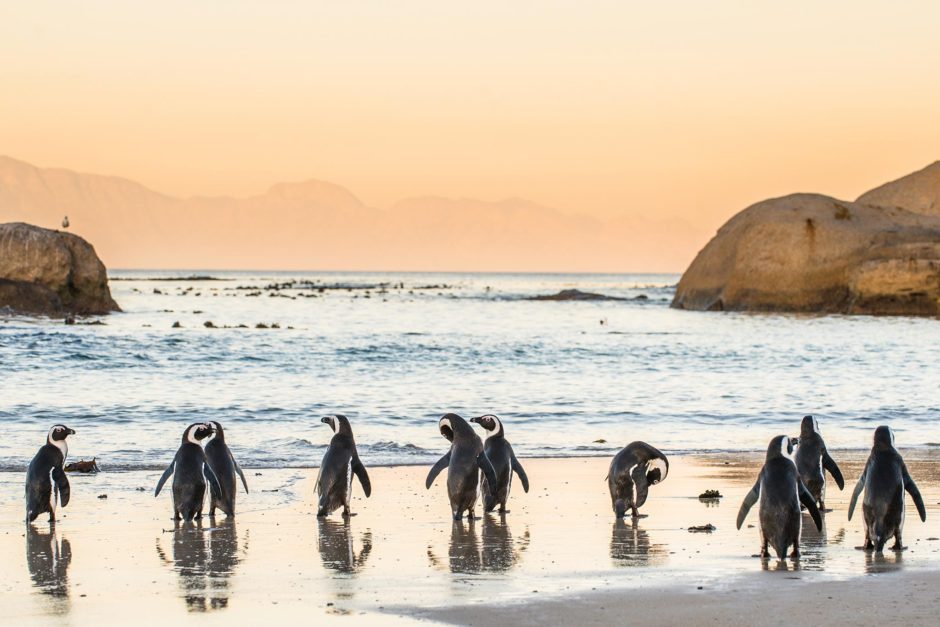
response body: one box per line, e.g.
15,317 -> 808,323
2,452 -> 939,625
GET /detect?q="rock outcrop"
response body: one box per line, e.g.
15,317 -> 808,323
0,222 -> 120,316
672,163 -> 940,316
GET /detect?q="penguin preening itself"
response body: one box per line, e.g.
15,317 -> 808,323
794,415 -> 844,511
469,415 -> 529,513
316,414 -> 371,517
155,423 -> 224,521
737,435 -> 823,560
26,425 -> 76,523
426,413 -> 499,521
848,426 -> 926,552
204,421 -> 249,517
606,441 -> 668,519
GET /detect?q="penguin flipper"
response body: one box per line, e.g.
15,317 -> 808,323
425,452 -> 451,489
204,463 -> 223,501
902,465 -> 927,522
52,466 -> 71,508
847,465 -> 868,521
477,452 -> 498,493
352,456 -> 372,497
798,480 -> 823,531
233,456 -> 250,494
736,478 -> 760,530
511,454 -> 529,493
154,460 -> 175,497
822,450 -> 845,490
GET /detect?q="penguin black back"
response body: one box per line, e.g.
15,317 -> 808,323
316,414 -> 371,517
26,425 -> 75,523
848,426 -> 926,552
793,415 -> 844,510
426,413 -> 498,521
737,435 -> 822,560
470,415 -> 529,513
155,423 -> 223,521
204,421 -> 249,517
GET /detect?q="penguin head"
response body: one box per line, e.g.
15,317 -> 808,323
873,425 -> 895,448
210,421 -> 225,441
645,456 -> 669,485
438,413 -> 472,442
469,414 -> 503,438
183,422 -> 214,444
800,415 -> 820,437
321,414 -> 351,436
47,425 -> 75,443
767,435 -> 798,460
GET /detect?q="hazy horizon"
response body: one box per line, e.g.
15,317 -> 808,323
3,2 -> 940,271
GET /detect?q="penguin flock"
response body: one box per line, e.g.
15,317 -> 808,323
23,414 -> 928,560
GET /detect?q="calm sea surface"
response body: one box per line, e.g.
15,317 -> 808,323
1,271 -> 938,470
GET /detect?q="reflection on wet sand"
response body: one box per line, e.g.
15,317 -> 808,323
317,517 -> 373,574
798,512 -> 848,571
26,524 -> 71,613
610,519 -> 667,568
865,549 -> 904,574
156,518 -> 246,612
428,515 -> 529,574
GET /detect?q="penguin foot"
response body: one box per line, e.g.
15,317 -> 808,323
891,543 -> 907,552
631,513 -> 648,520
759,549 -> 770,558
316,510 -> 327,518
789,550 -> 801,559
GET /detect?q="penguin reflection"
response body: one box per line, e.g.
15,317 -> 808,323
156,519 -> 245,612
428,516 -> 528,574
317,517 -> 373,574
610,519 -> 667,568
26,525 -> 71,610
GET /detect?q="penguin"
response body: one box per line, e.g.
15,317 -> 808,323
25,425 -> 75,523
469,414 -> 529,513
316,414 -> 371,517
154,423 -> 224,521
848,425 -> 926,552
606,441 -> 669,518
737,435 -> 823,560
426,413 -> 499,521
794,415 -> 844,511
204,421 -> 249,517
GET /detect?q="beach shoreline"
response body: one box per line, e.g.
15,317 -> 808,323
2,453 -> 939,625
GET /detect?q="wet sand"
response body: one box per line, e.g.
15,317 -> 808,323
1,453 -> 939,625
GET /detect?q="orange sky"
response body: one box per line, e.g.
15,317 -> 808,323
2,2 -> 940,270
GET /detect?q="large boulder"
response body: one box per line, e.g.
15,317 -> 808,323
672,186 -> 940,315
0,222 -> 120,316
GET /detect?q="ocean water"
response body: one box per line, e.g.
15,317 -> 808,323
1,271 -> 938,471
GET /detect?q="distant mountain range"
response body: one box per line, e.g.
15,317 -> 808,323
0,156 -> 698,272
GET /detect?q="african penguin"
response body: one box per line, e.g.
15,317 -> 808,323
155,423 -> 224,521
793,415 -> 844,511
316,414 -> 371,517
737,435 -> 823,560
606,441 -> 669,518
426,413 -> 499,521
848,425 -> 926,552
469,415 -> 529,513
204,421 -> 249,517
25,425 -> 75,523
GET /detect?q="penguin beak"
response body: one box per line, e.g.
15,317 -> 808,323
68,428 -> 76,435
469,416 -> 480,424
320,417 -> 331,425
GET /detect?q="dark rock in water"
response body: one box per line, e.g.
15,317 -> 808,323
256,322 -> 269,329
0,222 -> 119,317
172,321 -> 182,328
64,315 -> 76,325
633,294 -> 649,300
65,458 -> 99,473
204,320 -> 216,328
529,289 -> 626,301
698,489 -> 722,499
687,524 -> 716,533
